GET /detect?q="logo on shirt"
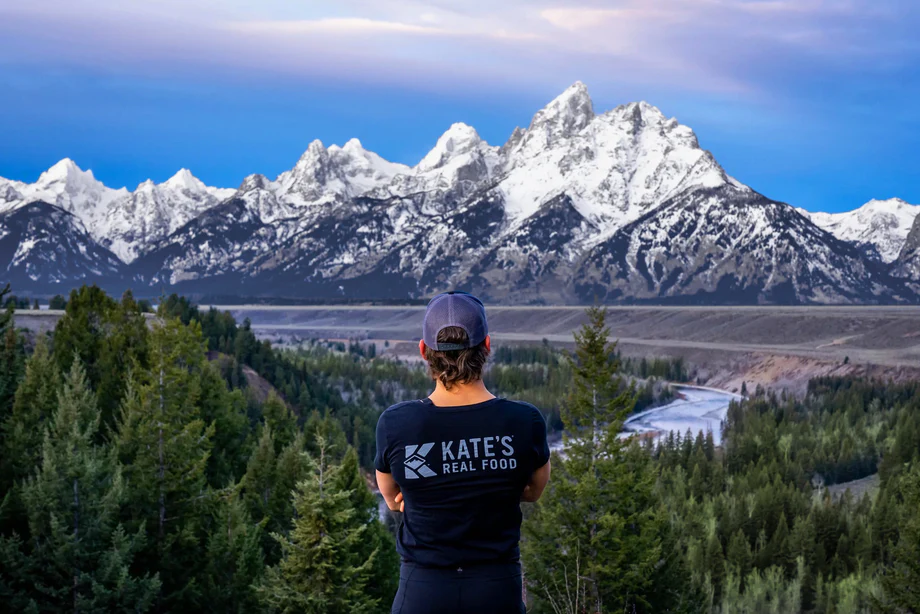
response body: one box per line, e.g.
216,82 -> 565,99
404,443 -> 437,479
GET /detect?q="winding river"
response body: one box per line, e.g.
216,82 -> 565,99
549,385 -> 742,454
621,385 -> 742,445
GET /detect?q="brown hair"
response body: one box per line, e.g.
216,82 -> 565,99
424,326 -> 490,390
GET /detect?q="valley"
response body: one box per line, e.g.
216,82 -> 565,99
209,303 -> 920,395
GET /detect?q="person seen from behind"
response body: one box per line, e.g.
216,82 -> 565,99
375,291 -> 552,614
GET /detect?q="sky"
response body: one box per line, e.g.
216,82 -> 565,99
1,0 -> 918,213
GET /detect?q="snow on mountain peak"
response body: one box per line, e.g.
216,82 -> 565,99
342,138 -> 364,152
233,174 -> 297,225
622,101 -> 667,125
164,168 -> 206,192
804,197 -> 920,263
239,173 -> 274,192
527,81 -> 595,140
276,137 -> 408,206
30,158 -> 120,212
498,85 -> 728,230
0,177 -> 25,207
39,158 -> 92,184
417,123 -> 487,172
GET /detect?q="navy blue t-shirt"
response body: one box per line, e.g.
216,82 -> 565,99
374,397 -> 550,568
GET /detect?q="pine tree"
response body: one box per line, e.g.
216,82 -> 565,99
522,306 -> 693,613
727,529 -> 754,582
96,289 -> 150,429
270,433 -> 309,518
769,513 -> 794,574
199,365 -> 250,488
242,425 -> 278,528
115,317 -> 213,610
705,526 -> 727,600
335,446 -> 399,608
0,529 -> 37,613
51,285 -> 118,392
261,392 -> 297,453
0,287 -> 24,425
258,436 -> 378,614
11,358 -> 159,611
301,410 -> 348,458
201,493 -> 265,614
1,336 -> 62,495
878,464 -> 920,612
241,425 -> 312,567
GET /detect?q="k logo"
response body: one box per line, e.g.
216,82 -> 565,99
404,443 -> 437,479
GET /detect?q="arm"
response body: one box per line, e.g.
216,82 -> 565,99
376,470 -> 404,512
522,405 -> 552,503
374,413 -> 405,512
521,459 -> 551,503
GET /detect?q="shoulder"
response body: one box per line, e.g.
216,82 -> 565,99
378,399 -> 426,423
497,399 -> 543,419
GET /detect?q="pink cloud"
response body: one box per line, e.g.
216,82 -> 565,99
0,0 -> 911,101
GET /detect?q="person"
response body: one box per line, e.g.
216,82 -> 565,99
375,291 -> 552,614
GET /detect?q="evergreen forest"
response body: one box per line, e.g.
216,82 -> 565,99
0,285 -> 918,613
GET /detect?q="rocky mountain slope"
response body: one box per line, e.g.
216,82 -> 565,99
893,213 -> 920,281
802,198 -> 920,263
0,160 -> 234,263
1,83 -> 917,304
0,201 -> 126,290
578,186 -> 906,304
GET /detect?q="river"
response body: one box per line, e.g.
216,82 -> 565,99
622,385 -> 742,445
549,385 -> 741,454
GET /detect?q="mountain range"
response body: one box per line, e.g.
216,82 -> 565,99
1,82 -> 918,305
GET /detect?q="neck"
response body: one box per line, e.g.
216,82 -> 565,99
428,379 -> 495,406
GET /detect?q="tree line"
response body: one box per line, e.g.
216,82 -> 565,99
522,307 -> 920,613
2,285 -> 918,612
0,284 -> 397,612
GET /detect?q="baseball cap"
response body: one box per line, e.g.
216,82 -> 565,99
422,291 -> 489,351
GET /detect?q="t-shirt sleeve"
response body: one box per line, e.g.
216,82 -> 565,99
374,412 -> 390,473
531,406 -> 551,469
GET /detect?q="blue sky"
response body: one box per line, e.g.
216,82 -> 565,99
1,0 -> 918,213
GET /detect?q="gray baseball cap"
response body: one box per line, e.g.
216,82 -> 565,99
422,291 -> 489,351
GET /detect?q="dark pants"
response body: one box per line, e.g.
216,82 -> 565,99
391,561 -> 526,614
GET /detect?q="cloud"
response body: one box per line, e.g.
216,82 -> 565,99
225,15 -> 539,41
0,0 -> 916,102
227,17 -> 448,36
540,6 -> 676,31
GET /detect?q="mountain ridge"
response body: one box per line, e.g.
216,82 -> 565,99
1,83 -> 917,304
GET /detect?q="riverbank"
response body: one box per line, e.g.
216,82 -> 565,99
622,385 -> 743,445
549,384 -> 742,453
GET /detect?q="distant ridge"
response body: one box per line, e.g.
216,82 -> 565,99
1,82 -> 916,304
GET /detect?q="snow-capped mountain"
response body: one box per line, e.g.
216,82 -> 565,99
577,186 -> 907,304
134,82 -> 758,301
276,138 -> 409,209
0,160 -> 234,263
0,201 -> 126,290
0,177 -> 26,206
801,198 -> 920,263
496,84 -> 737,233
100,170 -> 235,262
893,213 -> 920,281
1,82 -> 918,304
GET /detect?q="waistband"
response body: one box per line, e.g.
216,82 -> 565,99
400,560 -> 522,579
